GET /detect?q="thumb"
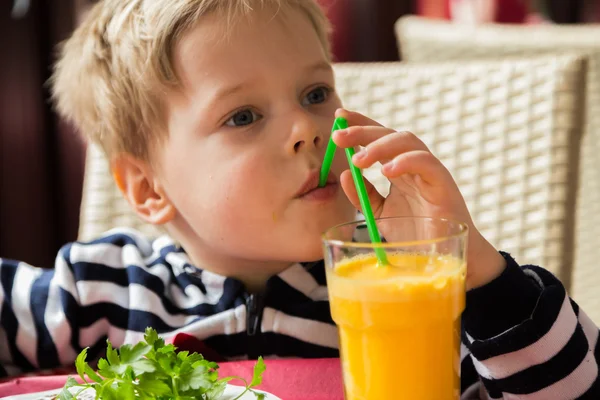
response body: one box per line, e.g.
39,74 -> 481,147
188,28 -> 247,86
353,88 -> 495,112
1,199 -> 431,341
340,169 -> 384,217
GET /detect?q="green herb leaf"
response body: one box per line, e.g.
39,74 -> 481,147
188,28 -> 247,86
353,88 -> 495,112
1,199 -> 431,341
157,343 -> 176,354
178,363 -> 214,391
143,327 -> 159,347
97,378 -> 121,400
205,380 -> 227,400
85,364 -> 104,383
97,358 -> 115,379
57,387 -> 76,400
106,340 -> 120,366
64,376 -> 79,389
137,376 -> 172,396
61,328 -> 267,400
250,357 -> 266,388
75,348 -> 89,383
120,341 -> 151,364
116,379 -> 135,400
253,391 -> 266,400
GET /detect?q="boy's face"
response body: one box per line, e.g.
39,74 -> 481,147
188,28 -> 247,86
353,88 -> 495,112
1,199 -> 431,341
157,7 -> 355,272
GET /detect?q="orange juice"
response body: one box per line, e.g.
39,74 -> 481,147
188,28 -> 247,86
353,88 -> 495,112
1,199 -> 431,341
327,253 -> 466,400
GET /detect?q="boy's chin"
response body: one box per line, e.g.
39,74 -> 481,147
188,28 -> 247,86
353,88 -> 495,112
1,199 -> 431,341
282,245 -> 326,263
297,253 -> 326,263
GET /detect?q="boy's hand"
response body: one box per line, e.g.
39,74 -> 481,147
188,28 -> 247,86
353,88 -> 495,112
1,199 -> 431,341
333,109 -> 506,290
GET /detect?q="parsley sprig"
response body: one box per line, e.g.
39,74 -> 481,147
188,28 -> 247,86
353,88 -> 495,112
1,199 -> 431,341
59,327 -> 266,400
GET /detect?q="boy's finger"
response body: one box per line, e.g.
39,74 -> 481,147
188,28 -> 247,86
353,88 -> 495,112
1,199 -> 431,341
382,150 -> 454,188
350,131 -> 430,169
335,109 -> 385,128
332,125 -> 396,149
340,170 -> 384,216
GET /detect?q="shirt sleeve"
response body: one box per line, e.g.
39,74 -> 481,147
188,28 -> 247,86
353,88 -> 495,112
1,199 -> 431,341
462,252 -> 599,399
0,244 -> 84,377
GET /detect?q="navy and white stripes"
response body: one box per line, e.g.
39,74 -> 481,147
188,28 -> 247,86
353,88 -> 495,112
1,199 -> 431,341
1,228 -> 599,399
462,262 -> 599,399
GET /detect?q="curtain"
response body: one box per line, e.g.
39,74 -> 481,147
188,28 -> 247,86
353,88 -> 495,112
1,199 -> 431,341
323,0 -> 415,62
417,0 -> 591,23
0,0 -> 86,268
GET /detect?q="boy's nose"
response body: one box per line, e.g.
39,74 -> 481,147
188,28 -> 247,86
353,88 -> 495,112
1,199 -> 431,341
286,112 -> 324,155
292,135 -> 322,153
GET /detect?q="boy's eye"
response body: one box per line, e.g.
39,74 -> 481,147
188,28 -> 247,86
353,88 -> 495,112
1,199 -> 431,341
225,109 -> 262,127
302,86 -> 331,106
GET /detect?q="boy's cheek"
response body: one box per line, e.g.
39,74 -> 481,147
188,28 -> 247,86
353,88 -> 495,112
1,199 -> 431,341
204,164 -> 279,220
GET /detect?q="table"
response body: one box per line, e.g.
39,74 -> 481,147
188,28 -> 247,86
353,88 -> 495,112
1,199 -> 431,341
0,358 -> 344,399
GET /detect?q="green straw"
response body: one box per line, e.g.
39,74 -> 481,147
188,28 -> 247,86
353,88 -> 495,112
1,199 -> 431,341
321,117 -> 388,266
319,122 -> 340,187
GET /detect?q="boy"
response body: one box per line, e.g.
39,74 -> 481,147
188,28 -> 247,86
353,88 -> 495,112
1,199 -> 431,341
1,0 -> 598,398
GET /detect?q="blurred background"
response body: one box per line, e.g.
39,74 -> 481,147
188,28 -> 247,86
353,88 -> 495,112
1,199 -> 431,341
1,0 -> 599,268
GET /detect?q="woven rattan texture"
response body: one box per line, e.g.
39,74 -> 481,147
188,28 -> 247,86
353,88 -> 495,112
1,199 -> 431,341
396,16 -> 600,321
334,57 -> 584,288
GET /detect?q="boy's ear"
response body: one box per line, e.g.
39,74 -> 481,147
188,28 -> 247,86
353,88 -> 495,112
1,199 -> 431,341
111,154 -> 176,225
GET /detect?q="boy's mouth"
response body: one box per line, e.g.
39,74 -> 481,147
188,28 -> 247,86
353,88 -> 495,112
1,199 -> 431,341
295,169 -> 338,200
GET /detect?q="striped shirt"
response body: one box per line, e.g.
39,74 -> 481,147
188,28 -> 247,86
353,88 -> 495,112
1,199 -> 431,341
0,228 -> 598,399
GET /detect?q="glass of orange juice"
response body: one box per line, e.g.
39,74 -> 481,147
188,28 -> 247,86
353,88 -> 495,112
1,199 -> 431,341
323,217 -> 467,400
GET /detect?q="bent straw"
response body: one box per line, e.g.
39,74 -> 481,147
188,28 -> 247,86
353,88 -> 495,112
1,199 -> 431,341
319,123 -> 339,187
321,117 -> 388,266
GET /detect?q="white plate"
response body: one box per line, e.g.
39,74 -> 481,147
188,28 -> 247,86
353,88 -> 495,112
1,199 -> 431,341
1,384 -> 280,400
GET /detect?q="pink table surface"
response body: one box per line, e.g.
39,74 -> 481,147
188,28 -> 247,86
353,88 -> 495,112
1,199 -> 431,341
0,358 -> 344,399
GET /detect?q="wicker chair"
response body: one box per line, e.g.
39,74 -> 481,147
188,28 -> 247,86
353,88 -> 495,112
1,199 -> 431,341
396,16 -> 600,322
78,55 -> 586,315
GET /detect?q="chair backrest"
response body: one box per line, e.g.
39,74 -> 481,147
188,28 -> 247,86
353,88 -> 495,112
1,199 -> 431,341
79,55 -> 586,311
396,16 -> 600,62
334,56 -> 585,284
396,16 -> 600,321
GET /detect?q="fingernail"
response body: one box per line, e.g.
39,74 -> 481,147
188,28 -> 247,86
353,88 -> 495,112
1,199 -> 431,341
334,128 -> 348,137
382,160 -> 395,174
353,149 -> 367,162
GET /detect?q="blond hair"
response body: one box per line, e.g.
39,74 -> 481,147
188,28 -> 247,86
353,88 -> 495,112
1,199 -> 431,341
51,0 -> 331,160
